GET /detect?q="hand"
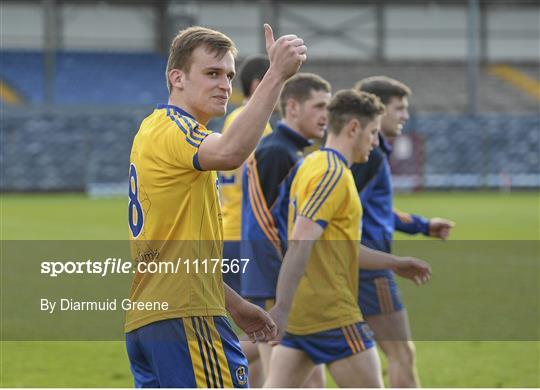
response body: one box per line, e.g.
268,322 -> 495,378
264,24 -> 307,81
392,257 -> 432,285
229,299 -> 277,343
267,304 -> 288,345
428,217 -> 455,240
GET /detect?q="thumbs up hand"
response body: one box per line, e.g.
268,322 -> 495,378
264,23 -> 307,81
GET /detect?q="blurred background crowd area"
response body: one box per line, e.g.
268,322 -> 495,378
1,0 -> 539,193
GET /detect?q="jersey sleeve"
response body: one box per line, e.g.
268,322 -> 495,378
296,155 -> 346,229
394,210 -> 429,235
168,113 -> 214,171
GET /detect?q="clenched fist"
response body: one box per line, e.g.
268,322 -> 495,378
264,24 -> 307,81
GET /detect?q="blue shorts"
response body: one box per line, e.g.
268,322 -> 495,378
281,322 -> 375,364
223,241 -> 242,295
126,317 -> 248,388
358,270 -> 404,316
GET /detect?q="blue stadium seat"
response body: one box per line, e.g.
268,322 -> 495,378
1,50 -> 168,104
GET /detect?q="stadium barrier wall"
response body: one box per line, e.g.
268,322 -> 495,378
1,107 -> 538,193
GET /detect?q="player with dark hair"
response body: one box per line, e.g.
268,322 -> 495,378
218,55 -> 272,297
265,90 -> 431,387
218,54 -> 272,387
353,75 -> 455,387
239,55 -> 271,98
242,72 -> 331,386
125,25 -> 307,387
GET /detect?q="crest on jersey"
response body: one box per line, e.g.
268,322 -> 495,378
235,365 -> 247,385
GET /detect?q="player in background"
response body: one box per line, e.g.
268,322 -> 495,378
264,90 -> 432,388
125,25 -> 307,387
218,55 -> 272,387
219,55 -> 272,294
353,76 -> 455,387
242,73 -> 331,386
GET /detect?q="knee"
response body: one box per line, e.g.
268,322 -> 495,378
386,341 -> 416,366
302,366 -> 326,388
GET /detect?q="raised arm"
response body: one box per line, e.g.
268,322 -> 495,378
268,216 -> 323,341
198,24 -> 307,171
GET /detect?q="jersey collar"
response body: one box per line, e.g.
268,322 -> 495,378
156,104 -> 195,120
379,133 -> 392,156
320,147 -> 348,166
276,122 -> 312,149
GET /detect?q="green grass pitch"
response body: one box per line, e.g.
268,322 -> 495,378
1,191 -> 539,387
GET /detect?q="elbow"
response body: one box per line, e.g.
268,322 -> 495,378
212,153 -> 244,171
219,153 -> 244,170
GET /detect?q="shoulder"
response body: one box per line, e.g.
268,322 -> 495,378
164,111 -> 212,147
298,151 -> 346,185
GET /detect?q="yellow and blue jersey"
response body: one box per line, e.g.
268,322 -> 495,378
287,148 -> 363,335
218,106 -> 272,241
126,104 -> 226,333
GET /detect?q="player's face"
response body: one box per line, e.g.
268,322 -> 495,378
296,90 -> 331,140
381,96 -> 409,139
182,46 -> 235,123
352,115 -> 381,163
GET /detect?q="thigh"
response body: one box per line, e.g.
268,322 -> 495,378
365,309 -> 411,343
366,309 -> 416,363
257,341 -> 274,376
301,364 -> 327,388
328,347 -> 383,388
264,345 -> 315,388
239,338 -> 260,362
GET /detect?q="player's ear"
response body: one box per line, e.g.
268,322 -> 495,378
168,69 -> 185,91
347,117 -> 360,138
286,98 -> 299,118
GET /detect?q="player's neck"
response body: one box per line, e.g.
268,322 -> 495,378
167,94 -> 209,125
281,119 -> 309,140
324,136 -> 352,167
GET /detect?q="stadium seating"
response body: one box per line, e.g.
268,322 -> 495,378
1,109 -> 538,191
301,61 -> 539,113
1,50 -> 538,112
1,50 -> 167,104
1,51 -> 538,191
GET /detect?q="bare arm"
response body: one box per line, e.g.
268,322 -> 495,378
224,282 -> 246,314
198,24 -> 307,171
269,216 -> 323,340
358,244 -> 403,269
359,244 -> 432,285
224,283 -> 277,342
